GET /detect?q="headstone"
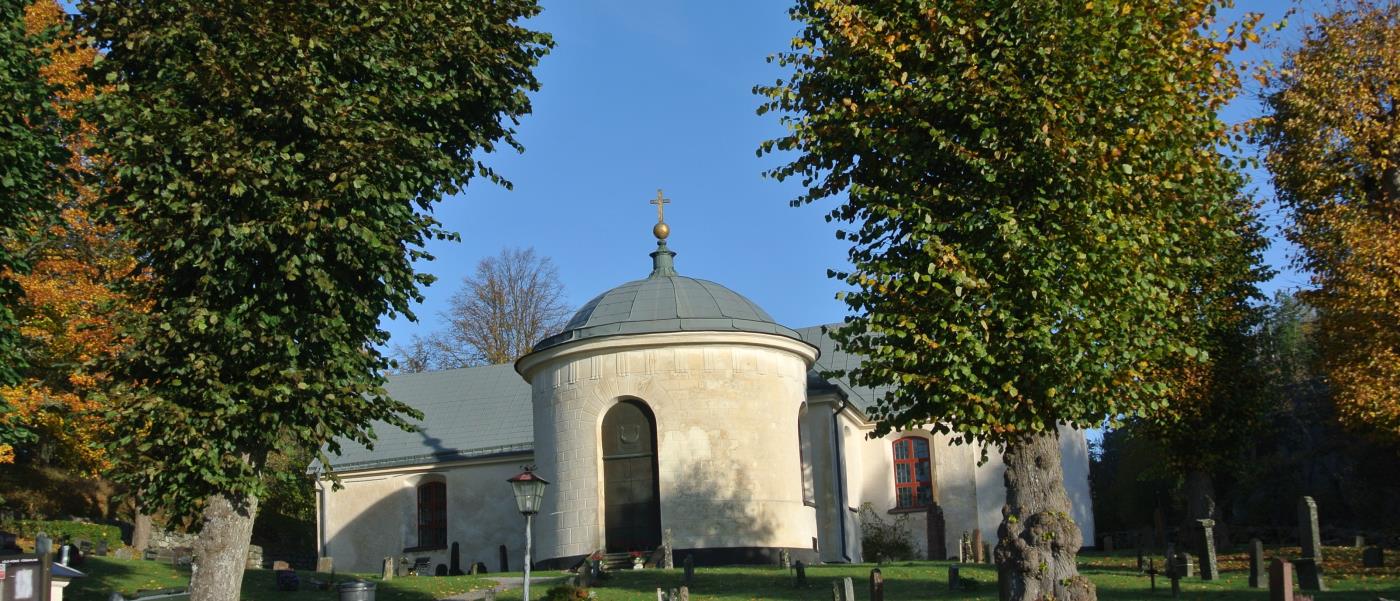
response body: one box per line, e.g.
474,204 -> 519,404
113,547 -> 134,560
1354,535 -> 1365,548
35,533 -> 52,556
683,554 -> 694,587
948,565 -> 960,591
1298,496 -> 1322,562
499,544 -> 509,572
832,577 -> 855,601
1196,519 -> 1217,581
779,549 -> 791,570
972,529 -> 984,562
272,560 -> 291,571
474,561 -> 487,574
869,568 -> 883,601
450,542 -> 461,575
95,541 -> 109,557
1268,558 -> 1294,601
678,586 -> 689,601
1362,546 -> 1384,568
662,528 -> 675,569
657,587 -> 664,601
381,556 -> 395,581
1249,539 -> 1264,588
436,563 -> 448,576
275,569 -> 299,591
1102,533 -> 1115,552
1175,552 -> 1194,578
983,543 -> 992,565
794,560 -> 807,588
1295,556 -> 1325,590
927,503 -> 947,560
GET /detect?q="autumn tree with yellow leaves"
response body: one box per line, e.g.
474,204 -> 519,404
0,0 -> 138,483
1258,0 -> 1400,443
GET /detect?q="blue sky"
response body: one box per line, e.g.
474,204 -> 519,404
383,0 -> 1325,351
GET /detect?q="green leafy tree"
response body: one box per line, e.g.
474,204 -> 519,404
0,0 -> 63,464
81,2 -> 550,599
759,1 -> 1256,598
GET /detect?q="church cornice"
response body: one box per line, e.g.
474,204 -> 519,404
515,329 -> 820,381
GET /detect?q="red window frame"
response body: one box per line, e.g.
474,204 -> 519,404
892,436 -> 933,509
417,481 -> 447,549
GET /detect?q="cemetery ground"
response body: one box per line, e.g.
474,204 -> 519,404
65,546 -> 1400,601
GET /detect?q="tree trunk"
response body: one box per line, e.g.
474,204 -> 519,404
996,430 -> 1094,601
189,492 -> 258,601
1181,469 -> 1218,542
132,511 -> 153,552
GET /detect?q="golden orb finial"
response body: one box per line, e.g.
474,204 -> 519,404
653,221 -> 670,240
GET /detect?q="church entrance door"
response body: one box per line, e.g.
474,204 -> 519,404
602,400 -> 662,553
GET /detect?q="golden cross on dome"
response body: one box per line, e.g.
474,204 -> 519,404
650,189 -> 670,223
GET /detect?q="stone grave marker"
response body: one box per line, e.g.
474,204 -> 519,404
1268,558 -> 1293,601
983,543 -> 992,565
1363,546 -> 1384,568
678,586 -> 689,601
870,568 -> 884,601
316,556 -> 334,574
94,541 -> 108,557
381,556 -> 395,581
1175,551 -> 1194,578
1197,519 -> 1218,581
1249,539 -> 1264,588
35,533 -> 51,556
779,549 -> 791,570
436,563 -> 448,576
1296,496 -> 1325,591
794,560 -> 807,587
927,503 -> 947,560
948,565 -> 960,591
272,560 -> 291,571
972,529 -> 984,562
832,577 -> 855,601
450,542 -> 461,575
1102,533 -> 1115,552
683,554 -> 694,587
1354,535 -> 1365,548
113,547 -> 133,560
499,544 -> 509,572
662,529 -> 675,569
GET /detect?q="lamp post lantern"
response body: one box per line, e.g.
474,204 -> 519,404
508,466 -> 549,601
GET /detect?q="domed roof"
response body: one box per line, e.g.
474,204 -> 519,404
533,240 -> 804,352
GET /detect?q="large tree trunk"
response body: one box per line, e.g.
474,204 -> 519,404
189,492 -> 258,601
132,511 -> 153,552
1182,469 -> 1217,537
996,431 -> 1094,601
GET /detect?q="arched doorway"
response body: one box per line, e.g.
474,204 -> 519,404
602,399 -> 662,552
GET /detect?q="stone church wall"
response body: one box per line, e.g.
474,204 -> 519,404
520,331 -> 820,566
318,457 -> 529,574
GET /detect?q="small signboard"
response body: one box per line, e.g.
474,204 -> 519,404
0,554 -> 49,601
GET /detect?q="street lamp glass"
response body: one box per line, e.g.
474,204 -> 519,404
508,469 -> 549,515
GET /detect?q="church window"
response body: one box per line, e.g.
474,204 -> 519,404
892,436 -> 932,509
798,405 -> 815,506
417,481 -> 447,549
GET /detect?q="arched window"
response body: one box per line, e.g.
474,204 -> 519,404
892,436 -> 933,510
417,481 -> 447,549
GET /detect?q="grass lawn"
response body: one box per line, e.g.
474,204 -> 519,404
68,546 -> 1400,601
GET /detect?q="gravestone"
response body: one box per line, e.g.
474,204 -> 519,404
661,528 -> 675,569
779,549 -> 791,570
683,554 -> 694,587
1196,519 -> 1218,581
1268,558 -> 1294,601
381,557 -> 395,581
499,544 -> 509,572
794,560 -> 807,587
1296,496 -> 1325,591
832,577 -> 855,601
948,565 -> 960,591
435,563 -> 448,576
35,533 -> 51,556
927,503 -> 947,560
1249,539 -> 1264,588
678,586 -> 689,601
983,543 -> 992,565
1102,533 -> 1115,552
272,560 -> 291,571
1363,546 -> 1384,568
869,568 -> 884,601
1175,552 -> 1194,578
94,541 -> 108,557
450,542 -> 461,576
1354,535 -> 1365,548
113,547 -> 134,560
972,529 -> 984,562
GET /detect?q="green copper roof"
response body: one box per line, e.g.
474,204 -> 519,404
533,240 -> 805,351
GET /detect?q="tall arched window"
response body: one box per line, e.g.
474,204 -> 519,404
892,436 -> 933,510
417,481 -> 447,549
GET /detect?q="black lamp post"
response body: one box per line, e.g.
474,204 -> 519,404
508,466 -> 549,601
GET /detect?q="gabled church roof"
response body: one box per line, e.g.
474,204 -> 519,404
314,325 -> 887,474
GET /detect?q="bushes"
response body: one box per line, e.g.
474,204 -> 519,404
541,585 -> 594,601
1,519 -> 122,547
858,503 -> 917,563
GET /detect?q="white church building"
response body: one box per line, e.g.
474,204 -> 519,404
312,217 -> 1094,574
